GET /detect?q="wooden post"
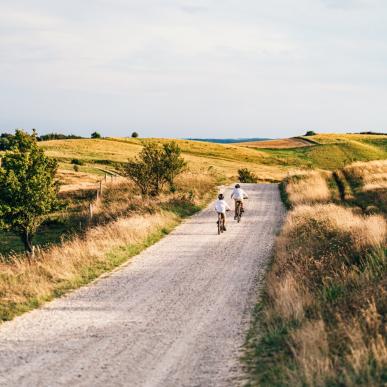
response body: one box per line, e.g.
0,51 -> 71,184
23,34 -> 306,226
89,203 -> 93,220
104,173 -> 107,182
100,180 -> 103,196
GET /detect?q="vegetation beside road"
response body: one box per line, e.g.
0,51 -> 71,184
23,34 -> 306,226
244,160 -> 387,386
0,132 -> 218,321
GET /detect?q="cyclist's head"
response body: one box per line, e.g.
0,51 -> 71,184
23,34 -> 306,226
235,184 -> 241,189
218,193 -> 224,200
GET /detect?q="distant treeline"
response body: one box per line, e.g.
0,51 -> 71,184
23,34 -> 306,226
0,132 -> 84,150
358,131 -> 387,135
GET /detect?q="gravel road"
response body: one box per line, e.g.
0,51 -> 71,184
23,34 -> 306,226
0,184 -> 284,387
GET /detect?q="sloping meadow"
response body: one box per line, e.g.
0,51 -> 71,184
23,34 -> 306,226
245,161 -> 387,386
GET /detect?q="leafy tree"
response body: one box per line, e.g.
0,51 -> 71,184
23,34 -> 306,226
238,168 -> 258,183
0,133 -> 14,151
0,130 -> 59,253
305,130 -> 316,136
122,141 -> 186,196
162,141 -> 187,191
91,131 -> 101,139
131,132 -> 139,138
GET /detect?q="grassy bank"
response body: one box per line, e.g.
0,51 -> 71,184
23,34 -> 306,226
0,173 -> 217,322
244,160 -> 387,386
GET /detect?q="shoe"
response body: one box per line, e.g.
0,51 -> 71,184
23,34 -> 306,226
223,226 -> 227,231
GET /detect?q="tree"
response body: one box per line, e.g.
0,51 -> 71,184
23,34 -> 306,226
122,141 -> 186,196
238,168 -> 258,183
0,130 -> 59,253
131,132 -> 139,138
162,141 -> 187,191
91,131 -> 101,138
305,130 -> 316,136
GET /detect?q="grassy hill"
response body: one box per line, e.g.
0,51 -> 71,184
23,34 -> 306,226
40,134 -> 387,190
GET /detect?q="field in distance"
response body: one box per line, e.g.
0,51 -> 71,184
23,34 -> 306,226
40,133 -> 387,191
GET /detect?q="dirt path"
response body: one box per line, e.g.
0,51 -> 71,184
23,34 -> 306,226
0,184 -> 284,387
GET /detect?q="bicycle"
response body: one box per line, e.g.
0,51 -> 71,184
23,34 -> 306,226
217,209 -> 230,235
235,200 -> 243,223
217,212 -> 225,234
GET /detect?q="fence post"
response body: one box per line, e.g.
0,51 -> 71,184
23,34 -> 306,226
104,173 -> 107,182
89,203 -> 93,220
100,180 -> 103,196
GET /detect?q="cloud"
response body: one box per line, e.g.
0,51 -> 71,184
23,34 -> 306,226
0,0 -> 386,137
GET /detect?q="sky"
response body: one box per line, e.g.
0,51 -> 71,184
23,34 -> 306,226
0,0 -> 386,138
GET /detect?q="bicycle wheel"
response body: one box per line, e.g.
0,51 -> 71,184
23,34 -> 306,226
237,202 -> 241,223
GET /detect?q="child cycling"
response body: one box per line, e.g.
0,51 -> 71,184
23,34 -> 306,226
215,193 -> 231,231
231,184 -> 248,219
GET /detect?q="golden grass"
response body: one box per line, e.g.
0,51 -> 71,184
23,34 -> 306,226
40,137 -> 288,189
246,161 -> 387,386
0,213 -> 178,313
239,138 -> 313,148
344,160 -> 387,192
290,320 -> 333,386
285,171 -> 332,206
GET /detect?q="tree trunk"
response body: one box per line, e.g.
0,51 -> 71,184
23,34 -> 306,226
21,230 -> 33,253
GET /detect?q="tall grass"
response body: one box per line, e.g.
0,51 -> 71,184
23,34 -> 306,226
245,162 -> 387,386
285,171 -> 332,206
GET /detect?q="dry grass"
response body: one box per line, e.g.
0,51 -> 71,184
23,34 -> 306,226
343,160 -> 387,192
245,161 -> 387,386
0,213 -> 178,319
285,171 -> 332,206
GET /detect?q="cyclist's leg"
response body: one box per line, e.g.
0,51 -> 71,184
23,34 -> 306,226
234,200 -> 238,219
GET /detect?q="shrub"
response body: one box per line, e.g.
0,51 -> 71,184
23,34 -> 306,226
131,132 -> 139,138
238,168 -> 258,183
73,165 -> 79,172
91,132 -> 101,139
122,141 -> 186,196
71,158 -> 85,166
305,130 -> 316,136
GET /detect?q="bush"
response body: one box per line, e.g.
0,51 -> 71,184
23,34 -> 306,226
73,165 -> 79,172
91,132 -> 101,139
238,168 -> 258,183
131,132 -> 139,138
71,158 -> 85,166
305,130 -> 316,136
122,141 -> 186,196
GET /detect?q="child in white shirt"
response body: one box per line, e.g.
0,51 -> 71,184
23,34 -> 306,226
215,193 -> 231,231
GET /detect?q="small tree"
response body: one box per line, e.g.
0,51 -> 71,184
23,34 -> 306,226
91,131 -> 101,139
131,132 -> 139,138
162,142 -> 187,191
0,130 -> 59,252
122,141 -> 186,196
238,168 -> 258,183
305,130 -> 316,136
